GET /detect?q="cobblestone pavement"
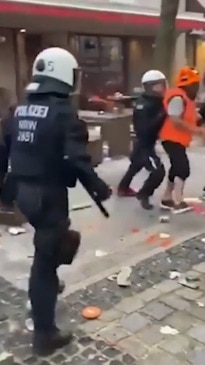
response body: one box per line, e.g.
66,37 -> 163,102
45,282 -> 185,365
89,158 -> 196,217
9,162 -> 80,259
1,234 -> 205,364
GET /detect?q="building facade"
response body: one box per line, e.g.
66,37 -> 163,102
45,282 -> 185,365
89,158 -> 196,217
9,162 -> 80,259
0,0 -> 205,107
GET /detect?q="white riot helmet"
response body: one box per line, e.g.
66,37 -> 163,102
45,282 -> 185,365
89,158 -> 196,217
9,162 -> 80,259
141,70 -> 167,96
141,70 -> 166,84
26,47 -> 81,95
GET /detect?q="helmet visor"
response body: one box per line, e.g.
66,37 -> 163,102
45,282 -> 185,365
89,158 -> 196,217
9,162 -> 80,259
72,67 -> 82,94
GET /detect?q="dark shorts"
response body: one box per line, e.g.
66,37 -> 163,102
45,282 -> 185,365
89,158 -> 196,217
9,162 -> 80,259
162,140 -> 190,182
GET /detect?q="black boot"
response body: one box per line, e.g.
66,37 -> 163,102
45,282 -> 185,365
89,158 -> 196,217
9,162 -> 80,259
33,328 -> 73,356
136,192 -> 153,210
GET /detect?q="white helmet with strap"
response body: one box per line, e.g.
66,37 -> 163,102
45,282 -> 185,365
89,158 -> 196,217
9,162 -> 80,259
26,47 -> 81,95
141,70 -> 166,84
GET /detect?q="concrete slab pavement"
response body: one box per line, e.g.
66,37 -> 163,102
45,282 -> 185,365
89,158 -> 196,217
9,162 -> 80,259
1,146 -> 205,295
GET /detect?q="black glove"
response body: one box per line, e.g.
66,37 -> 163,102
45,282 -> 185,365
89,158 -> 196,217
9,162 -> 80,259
93,178 -> 112,202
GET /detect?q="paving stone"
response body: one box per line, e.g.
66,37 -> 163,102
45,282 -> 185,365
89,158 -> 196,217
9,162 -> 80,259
118,336 -> 149,359
109,361 -> 123,365
141,350 -> 188,365
24,356 -> 38,365
176,288 -> 203,301
199,276 -> 205,291
63,355 -> 85,364
51,353 -> 67,363
99,325 -> 129,343
164,311 -> 196,332
141,301 -> 173,320
160,294 -> 191,311
99,309 -> 123,322
154,280 -> 180,293
121,353 -> 136,364
78,335 -> 93,347
187,304 -> 205,321
138,288 -> 161,303
115,297 -> 144,314
190,348 -> 205,365
195,296 -> 205,306
120,312 -> 150,333
81,347 -> 98,358
12,346 -> 32,361
193,262 -> 205,273
136,324 -> 165,346
83,354 -> 108,364
0,304 -> 9,322
159,334 -> 190,355
188,325 -> 205,343
64,342 -> 81,356
38,361 -> 51,365
101,347 -> 121,358
94,340 -> 108,351
80,319 -> 106,334
0,352 -> 14,365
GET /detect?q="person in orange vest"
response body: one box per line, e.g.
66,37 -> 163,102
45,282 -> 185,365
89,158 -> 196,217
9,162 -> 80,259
159,67 -> 205,214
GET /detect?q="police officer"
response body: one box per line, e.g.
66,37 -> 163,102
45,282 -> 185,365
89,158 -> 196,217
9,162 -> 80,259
0,105 -> 17,211
117,70 -> 167,209
8,47 -> 111,356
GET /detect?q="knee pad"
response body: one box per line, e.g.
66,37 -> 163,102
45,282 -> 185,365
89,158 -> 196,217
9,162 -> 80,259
58,229 -> 81,265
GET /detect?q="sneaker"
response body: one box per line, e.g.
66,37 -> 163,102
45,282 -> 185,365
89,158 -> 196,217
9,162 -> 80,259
160,199 -> 175,210
173,201 -> 192,214
33,328 -> 73,356
117,187 -> 136,197
136,192 -> 153,210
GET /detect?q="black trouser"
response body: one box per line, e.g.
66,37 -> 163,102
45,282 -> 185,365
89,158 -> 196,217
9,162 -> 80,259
16,183 -> 69,332
162,141 -> 190,182
119,142 -> 165,197
1,172 -> 17,207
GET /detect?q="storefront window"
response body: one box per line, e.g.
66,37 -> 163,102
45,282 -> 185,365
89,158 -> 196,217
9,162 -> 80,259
100,37 -> 123,95
186,0 -> 204,13
78,35 -> 124,108
78,36 -> 100,69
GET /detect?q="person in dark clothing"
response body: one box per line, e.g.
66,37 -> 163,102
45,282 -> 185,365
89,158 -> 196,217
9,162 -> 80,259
2,47 -> 111,356
198,103 -> 205,198
0,105 -> 17,210
118,70 -> 167,209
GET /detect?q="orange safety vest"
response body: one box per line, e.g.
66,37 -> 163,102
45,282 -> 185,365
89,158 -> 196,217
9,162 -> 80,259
159,88 -> 197,147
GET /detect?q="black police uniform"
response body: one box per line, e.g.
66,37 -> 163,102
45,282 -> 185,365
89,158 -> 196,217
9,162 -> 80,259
198,104 -> 205,196
0,106 -> 17,209
7,77 -> 110,355
118,93 -> 166,208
